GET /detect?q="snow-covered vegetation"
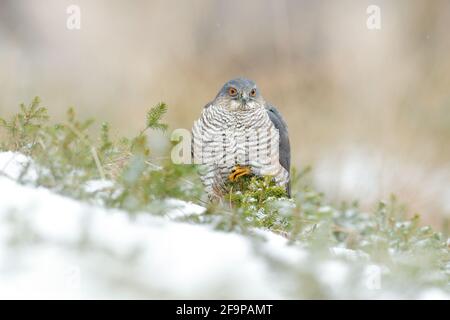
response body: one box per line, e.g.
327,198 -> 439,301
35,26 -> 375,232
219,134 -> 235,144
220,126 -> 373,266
0,98 -> 449,299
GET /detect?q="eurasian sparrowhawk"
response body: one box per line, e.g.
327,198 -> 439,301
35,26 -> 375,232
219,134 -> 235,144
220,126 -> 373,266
192,78 -> 290,199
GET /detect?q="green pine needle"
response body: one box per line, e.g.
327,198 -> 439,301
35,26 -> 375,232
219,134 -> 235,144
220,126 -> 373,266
146,102 -> 168,132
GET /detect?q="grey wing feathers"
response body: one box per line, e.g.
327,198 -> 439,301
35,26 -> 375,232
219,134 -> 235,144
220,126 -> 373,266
266,103 -> 291,196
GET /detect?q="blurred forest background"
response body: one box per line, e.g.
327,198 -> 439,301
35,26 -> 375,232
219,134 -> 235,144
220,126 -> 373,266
1,0 -> 450,228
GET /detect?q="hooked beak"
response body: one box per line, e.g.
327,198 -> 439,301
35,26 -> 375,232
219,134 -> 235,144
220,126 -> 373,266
240,93 -> 249,105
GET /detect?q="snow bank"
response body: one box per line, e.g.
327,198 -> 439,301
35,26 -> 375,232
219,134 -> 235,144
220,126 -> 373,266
0,152 -> 448,299
0,169 -> 311,298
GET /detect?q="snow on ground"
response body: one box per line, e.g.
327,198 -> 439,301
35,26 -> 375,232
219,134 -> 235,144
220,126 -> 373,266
0,152 -> 448,299
0,151 -> 38,182
163,198 -> 206,219
0,175 -> 275,298
314,147 -> 450,223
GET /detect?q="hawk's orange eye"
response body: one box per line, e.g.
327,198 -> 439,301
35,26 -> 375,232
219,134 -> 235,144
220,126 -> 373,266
228,87 -> 237,96
250,88 -> 257,97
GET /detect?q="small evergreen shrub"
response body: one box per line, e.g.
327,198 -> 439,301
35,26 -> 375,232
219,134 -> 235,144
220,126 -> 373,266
1,97 -> 449,294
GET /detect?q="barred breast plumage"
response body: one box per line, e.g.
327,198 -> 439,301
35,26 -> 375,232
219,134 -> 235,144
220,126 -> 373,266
192,78 -> 290,200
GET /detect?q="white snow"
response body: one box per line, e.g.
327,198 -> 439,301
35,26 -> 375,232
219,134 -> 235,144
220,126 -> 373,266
0,174 -> 291,299
164,198 -> 206,219
83,179 -> 114,193
317,260 -> 350,289
313,146 -> 450,220
0,151 -> 38,182
418,288 -> 450,300
0,152 -> 448,299
331,246 -> 370,261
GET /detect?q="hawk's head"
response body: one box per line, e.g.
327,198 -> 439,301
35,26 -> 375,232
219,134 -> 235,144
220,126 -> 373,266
214,78 -> 265,111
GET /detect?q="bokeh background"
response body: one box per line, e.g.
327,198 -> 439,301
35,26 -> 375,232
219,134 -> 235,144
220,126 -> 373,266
1,0 -> 449,228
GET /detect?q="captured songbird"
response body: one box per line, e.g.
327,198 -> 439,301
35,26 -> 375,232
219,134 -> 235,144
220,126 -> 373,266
192,78 -> 291,200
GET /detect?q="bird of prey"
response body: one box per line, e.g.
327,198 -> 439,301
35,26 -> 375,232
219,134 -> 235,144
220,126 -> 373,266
192,78 -> 290,200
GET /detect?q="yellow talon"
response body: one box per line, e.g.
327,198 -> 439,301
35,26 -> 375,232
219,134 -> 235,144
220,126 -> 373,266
228,165 -> 252,182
